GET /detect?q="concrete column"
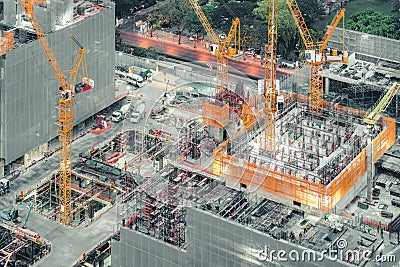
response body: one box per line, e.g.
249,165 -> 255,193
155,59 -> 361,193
324,77 -> 330,95
209,126 -> 223,142
366,131 -> 374,202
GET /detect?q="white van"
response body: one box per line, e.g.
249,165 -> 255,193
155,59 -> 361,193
115,70 -> 127,79
127,73 -> 145,87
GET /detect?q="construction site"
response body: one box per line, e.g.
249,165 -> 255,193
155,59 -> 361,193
0,0 -> 398,266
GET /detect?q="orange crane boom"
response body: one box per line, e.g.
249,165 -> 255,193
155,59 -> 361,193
286,0 -> 346,113
189,0 -> 243,129
264,0 -> 278,153
20,0 -> 92,225
189,0 -> 242,95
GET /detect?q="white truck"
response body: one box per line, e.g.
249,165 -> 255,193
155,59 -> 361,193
130,102 -> 145,123
111,103 -> 131,123
127,73 -> 145,88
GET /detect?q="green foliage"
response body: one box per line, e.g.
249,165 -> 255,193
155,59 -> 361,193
162,0 -> 192,31
146,11 -> 163,37
114,0 -> 157,17
392,0 -> 400,20
347,8 -> 399,39
211,1 -> 257,33
297,0 -> 324,26
240,18 -> 266,52
115,29 -> 121,46
116,44 -> 162,60
185,4 -> 215,35
253,0 -> 298,57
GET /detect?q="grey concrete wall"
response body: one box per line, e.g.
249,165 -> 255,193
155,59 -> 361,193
187,207 -> 354,267
112,207 -> 351,267
112,227 -> 187,267
0,5 -> 115,163
328,27 -> 400,63
115,52 -> 238,92
3,0 -> 16,26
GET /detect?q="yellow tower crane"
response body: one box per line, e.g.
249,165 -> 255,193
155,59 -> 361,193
364,82 -> 399,201
264,0 -> 278,153
20,0 -> 93,225
286,0 -> 346,113
189,0 -> 243,129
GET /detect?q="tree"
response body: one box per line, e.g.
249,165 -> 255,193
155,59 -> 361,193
347,8 -> 399,39
211,1 -> 257,33
240,18 -> 266,54
114,0 -> 156,18
297,0 -> 324,27
146,11 -> 163,38
162,0 -> 193,44
392,0 -> 400,21
185,4 -> 215,36
253,0 -> 298,57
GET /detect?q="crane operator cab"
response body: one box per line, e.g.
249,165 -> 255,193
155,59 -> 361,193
210,44 -> 219,55
60,89 -> 73,100
305,50 -> 323,64
59,77 -> 93,100
74,77 -> 94,93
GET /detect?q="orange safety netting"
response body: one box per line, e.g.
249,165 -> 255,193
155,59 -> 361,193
202,101 -> 229,128
212,96 -> 396,212
0,32 -> 14,56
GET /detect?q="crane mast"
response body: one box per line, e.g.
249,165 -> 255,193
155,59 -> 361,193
286,0 -> 346,113
189,0 -> 241,97
264,0 -> 278,153
20,0 -> 91,225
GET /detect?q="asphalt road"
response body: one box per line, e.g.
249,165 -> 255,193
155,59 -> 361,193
120,31 -> 290,80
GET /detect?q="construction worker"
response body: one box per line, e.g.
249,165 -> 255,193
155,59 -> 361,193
34,235 -> 41,244
16,191 -> 24,204
303,224 -> 307,234
81,252 -> 87,263
289,231 -> 294,241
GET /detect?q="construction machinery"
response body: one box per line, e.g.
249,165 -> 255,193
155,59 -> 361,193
0,202 -> 33,228
189,0 -> 243,129
286,0 -> 347,113
364,82 -> 399,201
20,0 -> 93,225
264,0 -> 278,153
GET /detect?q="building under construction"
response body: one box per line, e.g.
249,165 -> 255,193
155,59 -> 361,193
109,69 -> 397,266
0,0 -> 400,266
0,0 -> 115,177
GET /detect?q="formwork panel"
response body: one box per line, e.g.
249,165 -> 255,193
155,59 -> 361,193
373,117 -> 396,162
0,32 -> 14,56
212,98 -> 396,212
202,100 -> 229,128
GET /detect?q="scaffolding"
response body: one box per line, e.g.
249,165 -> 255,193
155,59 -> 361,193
212,94 -> 396,211
202,100 -> 229,128
0,222 -> 51,266
27,171 -> 119,227
122,171 -> 187,248
0,31 -> 14,56
118,163 -> 315,250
